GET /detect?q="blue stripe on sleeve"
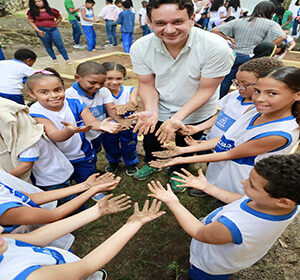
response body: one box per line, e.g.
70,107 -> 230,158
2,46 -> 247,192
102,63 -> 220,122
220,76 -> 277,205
29,113 -> 49,120
19,157 -> 39,162
0,201 -> 24,216
14,265 -> 42,280
217,215 -> 243,245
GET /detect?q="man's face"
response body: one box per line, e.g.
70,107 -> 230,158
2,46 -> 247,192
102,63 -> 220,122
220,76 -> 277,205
149,4 -> 194,48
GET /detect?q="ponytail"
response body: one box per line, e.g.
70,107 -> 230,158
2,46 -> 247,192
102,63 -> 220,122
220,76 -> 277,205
292,101 -> 300,126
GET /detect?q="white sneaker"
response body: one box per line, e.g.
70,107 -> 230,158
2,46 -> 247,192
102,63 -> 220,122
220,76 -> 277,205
73,44 -> 85,49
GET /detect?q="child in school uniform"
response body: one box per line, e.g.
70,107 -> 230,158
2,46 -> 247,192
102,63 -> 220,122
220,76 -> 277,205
102,62 -> 139,176
80,0 -> 97,51
148,153 -> 300,280
116,1 -> 135,53
0,49 -> 36,105
150,67 -> 300,195
65,61 -> 122,154
180,57 -> 284,141
26,68 -> 120,184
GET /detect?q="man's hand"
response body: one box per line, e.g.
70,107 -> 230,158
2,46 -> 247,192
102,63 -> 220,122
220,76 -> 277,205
126,199 -> 166,225
129,111 -> 158,136
178,124 -> 201,136
171,169 -> 209,192
155,118 -> 185,144
97,194 -> 131,216
152,145 -> 182,159
147,181 -> 179,204
61,121 -> 92,133
99,117 -> 121,133
184,136 -> 202,146
149,157 -> 183,169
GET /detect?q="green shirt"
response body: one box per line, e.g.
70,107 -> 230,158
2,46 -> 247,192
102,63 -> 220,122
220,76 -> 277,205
64,0 -> 78,21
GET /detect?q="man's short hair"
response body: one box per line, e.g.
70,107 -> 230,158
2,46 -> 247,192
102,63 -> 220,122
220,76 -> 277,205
14,48 -> 37,61
238,57 -> 283,78
254,154 -> 300,204
76,62 -> 106,77
146,0 -> 194,21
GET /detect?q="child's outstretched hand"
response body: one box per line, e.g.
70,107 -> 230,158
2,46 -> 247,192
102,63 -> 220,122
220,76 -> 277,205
93,176 -> 121,193
152,145 -> 182,159
119,118 -> 135,130
127,199 -> 166,225
84,172 -> 119,190
97,194 -> 131,216
99,117 -> 121,133
113,104 -> 127,115
149,157 -> 183,169
184,136 -> 202,146
177,124 -> 201,136
171,169 -> 209,192
61,121 -> 92,133
96,172 -> 116,184
147,181 -> 179,204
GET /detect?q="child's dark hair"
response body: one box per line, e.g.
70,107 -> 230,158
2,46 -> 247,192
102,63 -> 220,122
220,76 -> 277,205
146,0 -> 194,21
102,62 -> 127,77
254,154 -> 300,204
14,48 -> 37,61
26,68 -> 64,92
275,43 -> 287,56
239,57 -> 283,78
106,0 -> 113,3
260,66 -> 300,125
76,62 -> 106,77
123,1 -> 131,9
228,0 -> 240,10
115,0 -> 122,4
29,0 -> 53,21
86,0 -> 96,4
210,0 -> 224,12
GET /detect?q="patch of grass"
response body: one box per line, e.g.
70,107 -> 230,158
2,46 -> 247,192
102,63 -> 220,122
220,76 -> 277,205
72,151 -> 215,279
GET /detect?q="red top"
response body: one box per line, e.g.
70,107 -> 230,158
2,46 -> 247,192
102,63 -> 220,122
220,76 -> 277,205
27,8 -> 61,28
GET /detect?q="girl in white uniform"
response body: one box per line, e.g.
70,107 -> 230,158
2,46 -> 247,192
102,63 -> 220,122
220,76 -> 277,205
27,69 -> 120,184
150,66 -> 300,194
101,62 -> 139,176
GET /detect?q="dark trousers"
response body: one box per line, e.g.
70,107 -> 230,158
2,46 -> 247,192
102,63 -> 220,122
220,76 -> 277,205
143,120 -> 206,174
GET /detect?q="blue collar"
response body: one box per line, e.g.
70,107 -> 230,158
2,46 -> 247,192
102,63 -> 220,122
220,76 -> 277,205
72,82 -> 98,100
240,198 -> 298,221
236,95 -> 254,106
112,85 -> 124,99
247,113 -> 295,130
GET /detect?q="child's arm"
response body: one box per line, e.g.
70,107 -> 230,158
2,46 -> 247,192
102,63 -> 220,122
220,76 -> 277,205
33,117 -> 91,142
150,134 -> 288,168
10,162 -> 34,178
5,194 -> 131,246
172,168 -> 243,203
105,102 -> 125,123
0,178 -> 120,226
288,40 -> 296,52
27,173 -> 117,205
150,137 -> 221,159
178,114 -> 218,136
148,181 -> 233,244
80,107 -> 121,133
23,200 -> 165,280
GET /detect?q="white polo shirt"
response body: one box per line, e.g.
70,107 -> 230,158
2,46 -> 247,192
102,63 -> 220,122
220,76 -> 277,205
130,27 -> 234,124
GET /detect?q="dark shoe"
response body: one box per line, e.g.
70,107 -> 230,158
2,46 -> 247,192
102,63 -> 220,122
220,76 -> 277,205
105,163 -> 119,173
126,165 -> 138,176
189,188 -> 208,197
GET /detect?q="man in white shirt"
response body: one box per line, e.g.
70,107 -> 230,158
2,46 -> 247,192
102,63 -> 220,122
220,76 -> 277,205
130,0 -> 234,190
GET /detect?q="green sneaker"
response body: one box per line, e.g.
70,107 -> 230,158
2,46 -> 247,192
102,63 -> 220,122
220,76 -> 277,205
169,174 -> 186,193
133,164 -> 161,180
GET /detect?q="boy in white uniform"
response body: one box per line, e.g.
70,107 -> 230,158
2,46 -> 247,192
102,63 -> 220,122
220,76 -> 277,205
0,48 -> 36,105
148,154 -> 300,279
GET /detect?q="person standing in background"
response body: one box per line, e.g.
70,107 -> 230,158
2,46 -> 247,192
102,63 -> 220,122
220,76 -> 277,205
139,1 -> 151,36
64,0 -> 85,49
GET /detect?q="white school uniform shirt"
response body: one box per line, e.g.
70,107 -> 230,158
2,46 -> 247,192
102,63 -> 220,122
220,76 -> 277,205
111,85 -> 134,106
29,99 -> 94,163
206,90 -> 254,140
18,136 -> 74,187
0,238 -> 103,280
139,7 -> 147,25
0,181 -> 74,250
190,196 -> 299,275
229,6 -> 242,19
0,59 -> 34,95
80,7 -> 94,26
209,6 -> 227,25
65,83 -> 113,141
205,108 -> 299,194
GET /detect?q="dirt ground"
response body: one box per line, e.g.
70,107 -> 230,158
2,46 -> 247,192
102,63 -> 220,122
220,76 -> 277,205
1,13 -> 299,280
